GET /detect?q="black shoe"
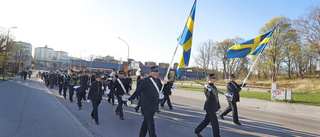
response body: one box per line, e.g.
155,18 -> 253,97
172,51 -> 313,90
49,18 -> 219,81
64,96 -> 66,99
157,110 -> 161,113
78,107 -> 81,110
115,111 -> 119,115
119,117 -> 124,120
112,103 -> 114,106
219,115 -> 224,120
70,100 -> 73,103
95,122 -> 99,125
135,107 -> 139,112
194,131 -> 202,137
234,122 -> 242,125
169,107 -> 173,110
160,105 -> 164,108
108,101 -> 111,103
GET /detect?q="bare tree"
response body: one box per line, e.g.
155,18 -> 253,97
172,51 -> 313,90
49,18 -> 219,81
194,39 -> 214,75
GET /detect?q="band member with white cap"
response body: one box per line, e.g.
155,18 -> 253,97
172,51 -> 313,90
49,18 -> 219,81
128,65 -> 162,137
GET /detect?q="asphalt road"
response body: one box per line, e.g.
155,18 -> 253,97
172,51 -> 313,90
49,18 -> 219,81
1,76 -> 320,137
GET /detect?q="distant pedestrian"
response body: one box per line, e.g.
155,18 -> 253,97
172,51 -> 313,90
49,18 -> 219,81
28,70 -> 32,78
219,74 -> 247,125
194,74 -> 220,137
23,70 -> 28,80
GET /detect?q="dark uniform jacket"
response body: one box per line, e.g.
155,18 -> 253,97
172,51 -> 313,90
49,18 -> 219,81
163,81 -> 173,96
88,81 -> 103,101
204,83 -> 220,112
80,75 -> 89,92
49,74 -> 55,83
131,76 -> 162,113
112,78 -> 128,96
227,81 -> 245,102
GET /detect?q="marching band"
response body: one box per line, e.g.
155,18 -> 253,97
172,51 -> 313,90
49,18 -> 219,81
38,65 -> 233,137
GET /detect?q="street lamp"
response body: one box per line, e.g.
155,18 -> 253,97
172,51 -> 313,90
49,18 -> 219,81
118,37 -> 130,75
2,26 -> 17,80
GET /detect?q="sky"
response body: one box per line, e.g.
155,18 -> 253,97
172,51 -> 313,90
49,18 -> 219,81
1,0 -> 320,67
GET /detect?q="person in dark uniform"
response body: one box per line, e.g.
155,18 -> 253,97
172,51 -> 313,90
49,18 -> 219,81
127,74 -> 133,92
160,79 -> 173,110
112,71 -> 129,120
77,71 -> 89,110
23,70 -> 28,80
107,68 -> 118,105
128,66 -> 162,137
69,69 -> 77,103
28,70 -> 32,78
219,74 -> 246,125
48,71 -> 55,89
134,74 -> 145,112
88,74 -> 104,125
194,74 -> 221,137
90,72 -> 96,85
58,71 -> 63,95
62,70 -> 70,99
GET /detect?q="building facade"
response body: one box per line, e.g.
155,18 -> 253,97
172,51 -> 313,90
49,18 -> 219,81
34,45 -> 69,69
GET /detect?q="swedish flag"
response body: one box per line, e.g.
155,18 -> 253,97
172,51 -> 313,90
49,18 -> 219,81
227,27 -> 276,58
177,0 -> 197,77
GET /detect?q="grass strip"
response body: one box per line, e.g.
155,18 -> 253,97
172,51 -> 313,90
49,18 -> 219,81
177,85 -> 320,106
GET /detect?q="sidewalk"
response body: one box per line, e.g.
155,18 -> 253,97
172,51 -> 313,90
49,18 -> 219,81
0,76 -> 92,137
171,88 -> 320,118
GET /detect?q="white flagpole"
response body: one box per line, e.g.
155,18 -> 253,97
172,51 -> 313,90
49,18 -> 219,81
159,39 -> 182,93
241,52 -> 262,88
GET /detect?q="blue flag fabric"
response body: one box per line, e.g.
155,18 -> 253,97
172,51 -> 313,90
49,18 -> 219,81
227,27 -> 276,58
177,0 -> 197,77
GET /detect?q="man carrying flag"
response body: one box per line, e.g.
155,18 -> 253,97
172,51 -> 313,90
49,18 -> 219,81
220,27 -> 276,125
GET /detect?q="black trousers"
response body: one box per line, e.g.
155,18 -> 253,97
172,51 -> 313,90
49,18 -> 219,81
139,111 -> 156,137
221,100 -> 239,123
108,90 -> 114,103
115,96 -> 124,118
195,111 -> 220,137
50,82 -> 54,89
58,84 -> 63,95
77,91 -> 85,108
91,99 -> 101,122
69,85 -> 75,101
160,95 -> 172,108
63,86 -> 68,98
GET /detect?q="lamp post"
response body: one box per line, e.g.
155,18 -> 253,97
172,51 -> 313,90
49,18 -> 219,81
118,37 -> 130,75
2,26 -> 17,80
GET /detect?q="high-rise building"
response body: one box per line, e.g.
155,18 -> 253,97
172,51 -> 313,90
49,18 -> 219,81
15,41 -> 32,68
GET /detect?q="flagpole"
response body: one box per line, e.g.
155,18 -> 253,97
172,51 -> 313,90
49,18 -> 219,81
160,38 -> 182,93
241,52 -> 262,88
